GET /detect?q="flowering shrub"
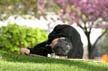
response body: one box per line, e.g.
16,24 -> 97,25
0,23 -> 48,53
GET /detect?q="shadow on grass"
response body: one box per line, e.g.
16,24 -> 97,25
0,51 -> 108,71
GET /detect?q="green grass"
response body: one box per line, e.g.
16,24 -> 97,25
0,51 -> 108,71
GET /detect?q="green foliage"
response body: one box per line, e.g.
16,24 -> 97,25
0,0 -> 60,20
0,0 -> 38,20
0,23 -> 48,53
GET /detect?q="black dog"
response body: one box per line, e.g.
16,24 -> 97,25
28,24 -> 83,58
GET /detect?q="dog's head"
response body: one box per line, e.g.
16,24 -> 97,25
52,37 -> 72,56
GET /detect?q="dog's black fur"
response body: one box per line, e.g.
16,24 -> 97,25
28,24 -> 83,58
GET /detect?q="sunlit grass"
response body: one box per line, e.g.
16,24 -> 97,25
0,51 -> 108,71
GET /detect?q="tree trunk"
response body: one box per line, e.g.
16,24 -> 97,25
87,35 -> 93,59
85,30 -> 108,59
85,31 -> 93,59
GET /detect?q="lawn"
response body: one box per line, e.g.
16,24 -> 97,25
0,51 -> 108,71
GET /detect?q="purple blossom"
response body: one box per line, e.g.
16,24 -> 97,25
55,0 -> 108,22
55,0 -> 65,4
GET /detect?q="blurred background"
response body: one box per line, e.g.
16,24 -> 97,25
0,0 -> 108,61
